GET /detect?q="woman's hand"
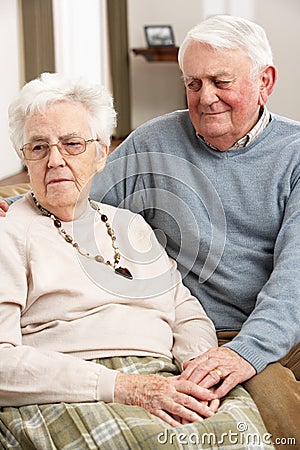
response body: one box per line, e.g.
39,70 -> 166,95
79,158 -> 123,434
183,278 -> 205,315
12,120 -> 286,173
180,347 -> 256,398
0,199 -> 9,217
177,392 -> 220,425
114,372 -> 218,427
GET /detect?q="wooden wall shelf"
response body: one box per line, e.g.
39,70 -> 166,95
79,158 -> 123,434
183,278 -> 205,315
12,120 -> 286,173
132,46 -> 179,62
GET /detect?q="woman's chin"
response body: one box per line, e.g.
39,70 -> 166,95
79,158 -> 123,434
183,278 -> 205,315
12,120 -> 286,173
46,182 -> 76,196
44,184 -> 78,207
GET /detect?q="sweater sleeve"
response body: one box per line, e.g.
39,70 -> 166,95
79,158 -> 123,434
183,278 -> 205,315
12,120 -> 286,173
225,173 -> 300,372
0,210 -> 117,407
1,194 -> 24,206
170,259 -> 218,369
0,345 -> 118,406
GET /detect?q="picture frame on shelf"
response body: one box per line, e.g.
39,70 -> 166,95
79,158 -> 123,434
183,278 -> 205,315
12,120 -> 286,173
144,25 -> 175,47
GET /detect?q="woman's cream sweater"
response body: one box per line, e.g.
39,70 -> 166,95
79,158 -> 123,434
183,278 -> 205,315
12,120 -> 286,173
0,193 -> 217,406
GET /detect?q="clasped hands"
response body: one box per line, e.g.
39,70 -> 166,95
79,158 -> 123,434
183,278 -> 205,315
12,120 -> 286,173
115,347 -> 255,427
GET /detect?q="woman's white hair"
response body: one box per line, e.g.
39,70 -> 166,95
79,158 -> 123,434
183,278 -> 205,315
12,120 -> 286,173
178,15 -> 273,75
9,72 -> 117,159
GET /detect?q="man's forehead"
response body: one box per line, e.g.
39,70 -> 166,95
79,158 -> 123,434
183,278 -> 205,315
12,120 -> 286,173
182,45 -> 250,78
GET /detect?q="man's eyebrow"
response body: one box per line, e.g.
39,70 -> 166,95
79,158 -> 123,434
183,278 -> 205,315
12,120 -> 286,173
212,71 -> 233,78
183,71 -> 233,80
182,75 -> 199,82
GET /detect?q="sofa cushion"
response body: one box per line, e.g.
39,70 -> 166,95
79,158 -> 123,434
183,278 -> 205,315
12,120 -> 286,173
0,183 -> 31,198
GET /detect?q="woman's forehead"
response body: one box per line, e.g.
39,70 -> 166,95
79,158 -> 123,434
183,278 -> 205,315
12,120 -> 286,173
24,102 -> 91,139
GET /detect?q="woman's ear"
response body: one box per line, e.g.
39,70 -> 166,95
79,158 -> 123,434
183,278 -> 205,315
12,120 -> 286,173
95,144 -> 109,173
258,65 -> 277,105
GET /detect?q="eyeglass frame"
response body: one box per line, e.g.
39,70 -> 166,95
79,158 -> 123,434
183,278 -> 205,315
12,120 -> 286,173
20,137 -> 99,161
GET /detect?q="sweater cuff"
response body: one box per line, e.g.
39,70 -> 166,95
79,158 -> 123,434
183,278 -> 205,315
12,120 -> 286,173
223,342 -> 267,373
96,366 -> 119,403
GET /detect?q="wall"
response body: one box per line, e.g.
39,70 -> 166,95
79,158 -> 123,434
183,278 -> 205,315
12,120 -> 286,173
255,0 -> 300,120
127,0 -> 200,130
128,0 -> 300,129
0,0 -> 22,180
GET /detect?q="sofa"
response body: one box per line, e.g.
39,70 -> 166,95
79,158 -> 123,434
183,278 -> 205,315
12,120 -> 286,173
0,183 -> 31,199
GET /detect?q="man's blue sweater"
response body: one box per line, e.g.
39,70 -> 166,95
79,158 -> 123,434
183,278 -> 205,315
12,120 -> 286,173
91,110 -> 300,373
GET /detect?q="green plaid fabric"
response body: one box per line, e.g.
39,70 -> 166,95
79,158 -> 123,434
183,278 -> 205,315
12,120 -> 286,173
0,356 -> 274,449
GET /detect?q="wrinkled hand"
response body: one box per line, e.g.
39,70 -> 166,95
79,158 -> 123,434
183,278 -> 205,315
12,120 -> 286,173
178,389 -> 220,425
0,199 -> 9,217
180,347 -> 256,398
114,372 -> 218,427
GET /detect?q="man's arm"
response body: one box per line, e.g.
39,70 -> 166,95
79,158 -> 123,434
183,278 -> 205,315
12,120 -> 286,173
0,194 -> 26,216
181,173 -> 300,397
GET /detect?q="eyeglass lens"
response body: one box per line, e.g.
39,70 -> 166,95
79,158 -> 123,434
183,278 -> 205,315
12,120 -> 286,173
23,137 -> 87,160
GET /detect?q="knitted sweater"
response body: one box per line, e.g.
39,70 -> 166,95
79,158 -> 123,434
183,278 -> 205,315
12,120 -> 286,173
91,110 -> 300,373
0,193 -> 217,406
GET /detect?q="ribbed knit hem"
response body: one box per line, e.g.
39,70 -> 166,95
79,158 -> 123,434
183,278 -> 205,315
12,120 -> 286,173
223,342 -> 267,373
96,366 -> 118,403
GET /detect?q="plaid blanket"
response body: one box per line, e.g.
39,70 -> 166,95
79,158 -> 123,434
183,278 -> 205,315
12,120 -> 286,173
0,356 -> 275,449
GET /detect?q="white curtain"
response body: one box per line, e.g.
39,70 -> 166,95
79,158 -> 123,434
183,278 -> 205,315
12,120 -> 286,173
52,0 -> 111,89
0,0 -> 22,180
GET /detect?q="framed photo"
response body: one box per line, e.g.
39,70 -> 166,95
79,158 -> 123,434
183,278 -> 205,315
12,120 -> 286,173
144,25 -> 175,47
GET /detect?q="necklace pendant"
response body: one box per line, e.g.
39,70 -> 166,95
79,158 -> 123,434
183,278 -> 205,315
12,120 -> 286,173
54,218 -> 61,228
115,266 -> 133,280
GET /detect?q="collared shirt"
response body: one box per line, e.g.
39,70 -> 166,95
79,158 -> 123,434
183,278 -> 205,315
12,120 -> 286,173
197,106 -> 271,151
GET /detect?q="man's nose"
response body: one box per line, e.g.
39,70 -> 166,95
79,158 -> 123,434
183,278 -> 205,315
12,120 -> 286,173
198,83 -> 219,106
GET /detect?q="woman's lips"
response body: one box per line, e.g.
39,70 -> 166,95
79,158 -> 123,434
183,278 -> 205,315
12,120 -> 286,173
47,178 -> 73,185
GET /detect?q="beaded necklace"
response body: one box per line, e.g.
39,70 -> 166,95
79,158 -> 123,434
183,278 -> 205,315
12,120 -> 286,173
31,192 -> 133,279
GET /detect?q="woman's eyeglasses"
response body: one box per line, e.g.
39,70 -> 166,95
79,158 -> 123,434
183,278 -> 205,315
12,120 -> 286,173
21,137 -> 99,161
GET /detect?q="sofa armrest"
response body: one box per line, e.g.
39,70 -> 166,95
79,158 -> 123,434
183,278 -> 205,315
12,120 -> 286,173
0,183 -> 31,198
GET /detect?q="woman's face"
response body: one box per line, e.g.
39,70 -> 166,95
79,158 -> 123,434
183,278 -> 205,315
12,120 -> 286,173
24,101 -> 106,217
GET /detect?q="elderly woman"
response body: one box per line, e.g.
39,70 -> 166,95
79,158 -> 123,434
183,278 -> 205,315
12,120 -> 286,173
0,73 -> 273,449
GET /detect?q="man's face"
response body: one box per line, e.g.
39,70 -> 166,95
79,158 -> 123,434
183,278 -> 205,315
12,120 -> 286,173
182,42 -> 266,151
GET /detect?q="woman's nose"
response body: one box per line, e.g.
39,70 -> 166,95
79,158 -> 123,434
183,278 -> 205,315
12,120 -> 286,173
47,144 -> 66,168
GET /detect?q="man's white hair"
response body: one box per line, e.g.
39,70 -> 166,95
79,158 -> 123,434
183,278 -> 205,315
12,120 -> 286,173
178,15 -> 273,74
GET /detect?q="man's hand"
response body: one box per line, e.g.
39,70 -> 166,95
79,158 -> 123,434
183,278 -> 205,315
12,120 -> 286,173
114,372 -> 218,427
179,347 -> 256,398
0,199 -> 9,217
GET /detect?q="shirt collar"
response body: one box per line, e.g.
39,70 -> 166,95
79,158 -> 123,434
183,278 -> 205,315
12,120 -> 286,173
197,106 -> 271,151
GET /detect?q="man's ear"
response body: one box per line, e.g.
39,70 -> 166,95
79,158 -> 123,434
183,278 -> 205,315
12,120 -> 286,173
258,65 -> 277,105
95,145 -> 109,173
